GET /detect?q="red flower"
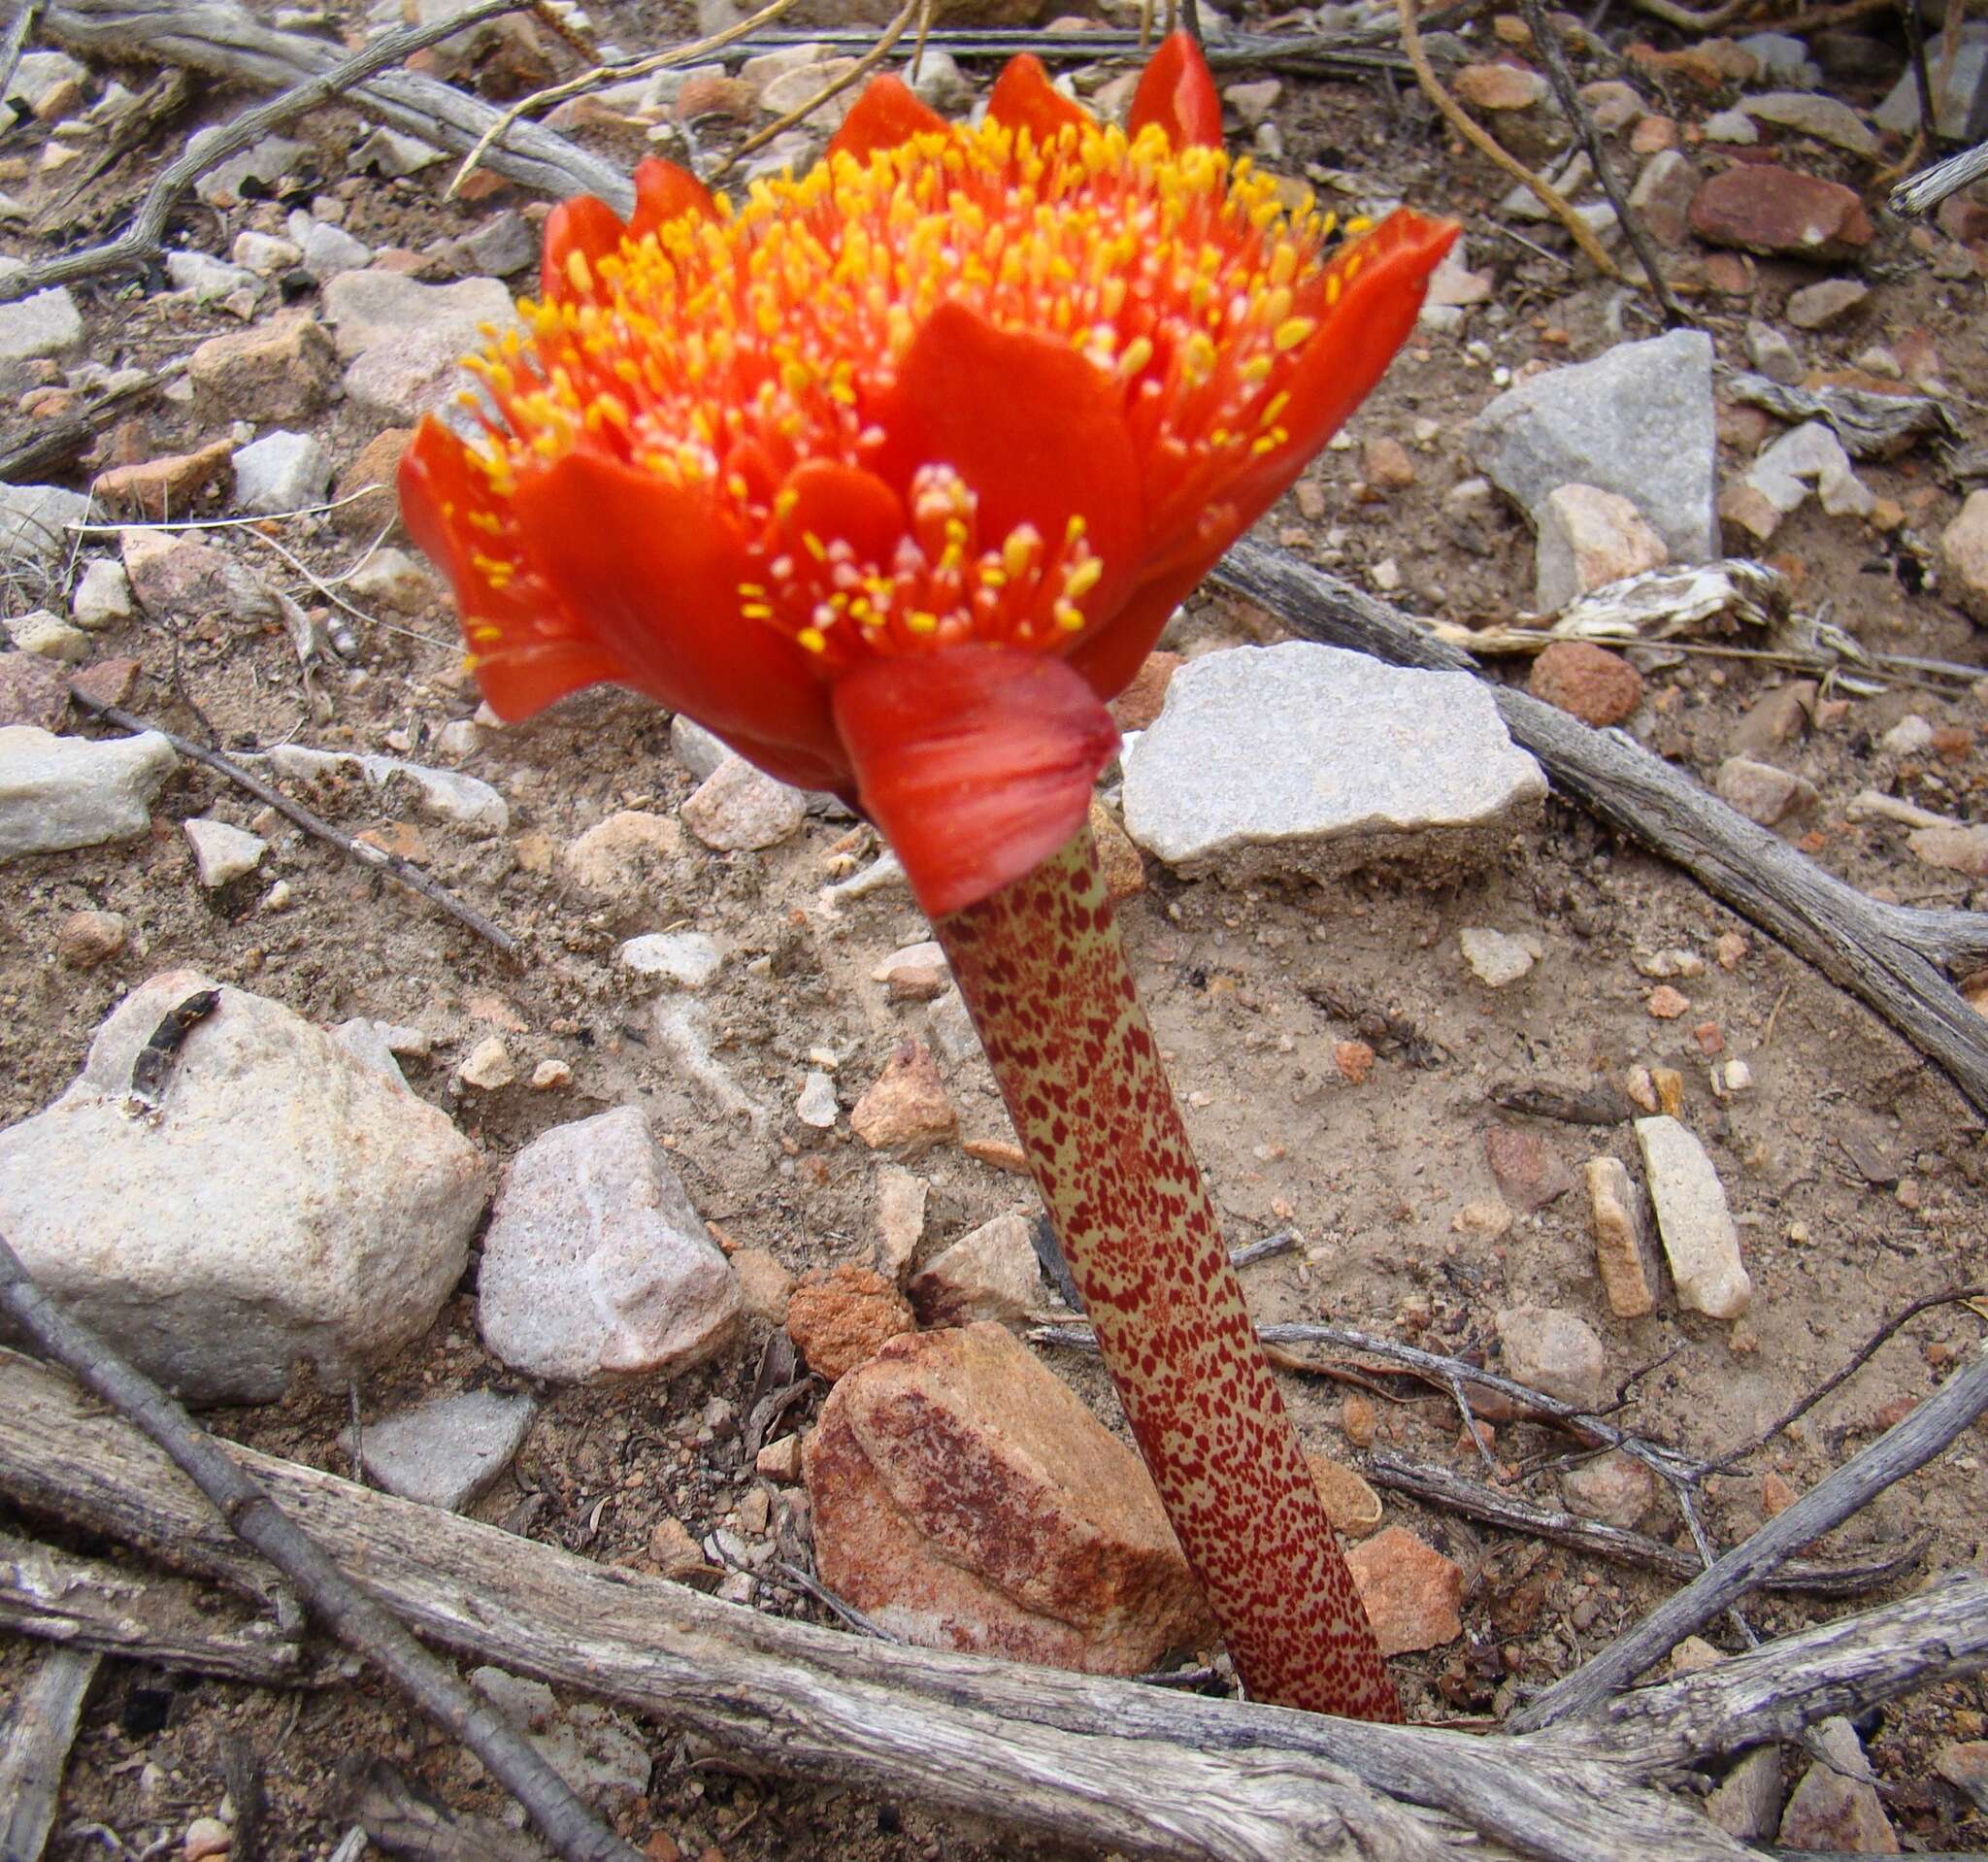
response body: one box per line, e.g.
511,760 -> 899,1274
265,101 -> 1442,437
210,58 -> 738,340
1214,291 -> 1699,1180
401,35 -> 1455,916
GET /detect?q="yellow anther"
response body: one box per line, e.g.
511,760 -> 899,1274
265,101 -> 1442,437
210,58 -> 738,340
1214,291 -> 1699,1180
1053,601 -> 1084,631
906,611 -> 939,634
1063,556 -> 1104,599
741,602 -> 774,620
1116,335 -> 1154,380
1274,316 -> 1316,351
797,626 -> 827,652
565,250 -> 593,295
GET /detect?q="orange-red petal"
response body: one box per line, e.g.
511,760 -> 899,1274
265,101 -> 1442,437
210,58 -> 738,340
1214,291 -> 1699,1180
627,156 -> 718,241
832,647 -> 1119,918
539,193 -> 627,302
985,52 -> 1092,143
511,452 -> 846,790
826,73 -> 949,163
1126,32 -> 1223,148
777,459 -> 907,568
871,302 -> 1143,629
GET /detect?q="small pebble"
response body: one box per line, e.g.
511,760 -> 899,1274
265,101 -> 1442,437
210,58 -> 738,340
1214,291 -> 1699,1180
458,1034 -> 514,1089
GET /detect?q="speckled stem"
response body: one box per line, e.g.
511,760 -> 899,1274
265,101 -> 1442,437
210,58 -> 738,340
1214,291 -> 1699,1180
934,825 -> 1399,1720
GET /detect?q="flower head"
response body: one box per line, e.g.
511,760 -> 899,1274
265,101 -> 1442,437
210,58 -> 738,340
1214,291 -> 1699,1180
402,35 -> 1455,915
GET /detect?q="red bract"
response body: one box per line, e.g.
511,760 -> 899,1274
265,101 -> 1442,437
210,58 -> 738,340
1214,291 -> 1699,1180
401,35 -> 1455,916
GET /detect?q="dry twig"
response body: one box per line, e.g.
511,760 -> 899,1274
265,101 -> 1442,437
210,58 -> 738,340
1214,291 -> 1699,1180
0,1646 -> 99,1862
716,0 -> 920,175
64,689 -> 521,958
0,1235 -> 645,1862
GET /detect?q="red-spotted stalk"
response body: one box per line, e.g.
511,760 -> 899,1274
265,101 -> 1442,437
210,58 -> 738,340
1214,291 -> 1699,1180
934,824 -> 1399,1721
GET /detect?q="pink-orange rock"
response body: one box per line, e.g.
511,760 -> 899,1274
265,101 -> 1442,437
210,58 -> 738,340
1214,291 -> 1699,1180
1109,650 -> 1183,731
1305,1452 -> 1384,1537
1343,1526 -> 1464,1655
1688,164 -> 1873,260
803,1322 -> 1215,1673
784,1263 -> 914,1380
849,1040 -> 956,1152
91,439 -> 234,520
1527,640 -> 1645,727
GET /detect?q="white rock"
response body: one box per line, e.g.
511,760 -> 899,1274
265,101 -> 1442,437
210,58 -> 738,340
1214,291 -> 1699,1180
231,430 -> 333,515
320,269 -> 516,362
70,557 -> 135,629
434,718 -> 480,760
260,743 -> 509,833
1880,714 -> 1934,756
1719,420 -> 1872,543
1496,1305 -> 1608,1410
875,1165 -> 927,1278
617,930 -> 721,989
344,547 -> 438,614
1459,926 -> 1540,986
349,1390 -> 537,1511
795,1071 -> 840,1128
164,250 -> 261,305
680,754 -> 808,851
0,484 -> 91,567
0,287 -> 83,365
1121,643 -> 1546,885
925,986 -> 980,1066
5,51 -> 86,111
5,609 -> 87,662
0,970 -> 486,1404
1635,1115 -> 1753,1318
458,1034 -> 515,1089
182,815 -> 267,886
1586,1154 -> 1655,1319
1535,482 -> 1670,612
0,725 -> 176,862
478,1107 -> 742,1382
188,131 -> 308,206
907,1209 -> 1044,1325
296,218 -> 375,282
231,231 -> 302,275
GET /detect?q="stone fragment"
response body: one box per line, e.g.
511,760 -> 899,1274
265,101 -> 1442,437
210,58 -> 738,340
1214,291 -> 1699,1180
296,218 -> 374,282
0,970 -> 484,1403
875,1166 -> 927,1279
231,430 -> 333,515
187,130 -> 307,206
669,713 -> 728,781
4,610 -> 86,662
1744,319 -> 1803,385
795,1071 -> 839,1128
732,1247 -> 794,1323
478,1107 -> 742,1382
0,652 -> 65,730
1742,89 -> 1879,155
1876,23 -> 1987,137
1636,1115 -> 1752,1317
1906,824 -> 1988,877
186,312 -> 334,422
351,1390 -> 537,1511
5,51 -> 85,110
1484,1125 -> 1574,1213
0,484 -> 89,569
1109,650 -> 1182,731
1942,490 -> 1988,623
1121,643 -> 1544,886
1560,1450 -> 1656,1527
1714,756 -> 1818,828
321,268 -> 516,361
56,909 -> 125,968
850,1041 -> 956,1152
70,558 -> 134,632
1728,681 -> 1814,757
1719,420 -> 1872,543
344,547 -> 437,615
449,209 -> 538,277
164,249 -> 262,305
1362,435 -> 1416,489
680,754 -> 808,850
1459,926 -> 1539,986
1471,331 -> 1718,561
1454,62 -> 1547,109
785,1263 -> 915,1380
616,931 -> 721,989
1088,797 -> 1146,899
1936,1741 -> 1988,1812
1626,149 -> 1700,246
1777,1716 -> 1899,1852
1342,1527 -> 1464,1655
1702,107 -> 1759,144
329,427 -> 414,538
1527,639 -> 1644,726
470,1667 -> 651,1809
120,531 -> 273,627
908,1210 -> 1044,1326
0,724 -> 175,861
261,744 -> 508,832
1579,80 -> 1642,130
1534,483 -> 1670,612
1586,1155 -> 1656,1317
873,939 -> 948,1001
1784,277 -> 1868,330
92,440 -> 235,521
457,1035 -> 514,1089
1688,163 -> 1873,259
804,1322 -> 1214,1672
182,815 -> 266,886
232,230 -> 302,275
1496,1305 -> 1608,1410
1305,1452 -> 1384,1536
565,809 -> 683,899
0,287 -> 82,367
1707,1746 -> 1786,1840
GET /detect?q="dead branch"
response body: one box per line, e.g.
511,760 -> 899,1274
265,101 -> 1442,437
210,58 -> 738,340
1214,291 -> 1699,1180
66,688 -> 520,958
1363,1455 -> 1928,1598
1509,1342 -> 1988,1729
7,1347 -> 1987,1862
0,1240 -> 645,1862
0,1528 -> 335,1686
39,0 -> 634,213
3,0 -> 537,301
1891,136 -> 1988,214
0,1646 -> 99,1862
1214,539 -> 1988,1114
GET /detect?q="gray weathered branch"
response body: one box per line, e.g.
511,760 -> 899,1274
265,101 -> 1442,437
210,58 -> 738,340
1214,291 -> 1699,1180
0,1646 -> 100,1862
1215,540 -> 1988,1116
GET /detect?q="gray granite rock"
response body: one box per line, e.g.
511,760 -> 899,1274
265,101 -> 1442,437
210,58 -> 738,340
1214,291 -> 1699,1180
1877,23 -> 1986,137
258,743 -> 509,833
0,287 -> 83,365
350,1390 -> 537,1511
1121,643 -> 1546,885
164,250 -> 261,306
0,970 -> 486,1404
1741,90 -> 1879,156
1495,1305 -> 1607,1410
1470,331 -> 1718,562
1635,1115 -> 1753,1318
232,430 -> 333,515
70,557 -> 135,630
182,815 -> 267,886
478,1106 -> 742,1382
0,484 -> 90,569
681,754 -> 808,851
0,725 -> 176,861
188,131 -> 309,206
617,930 -> 722,988
320,269 -> 516,361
